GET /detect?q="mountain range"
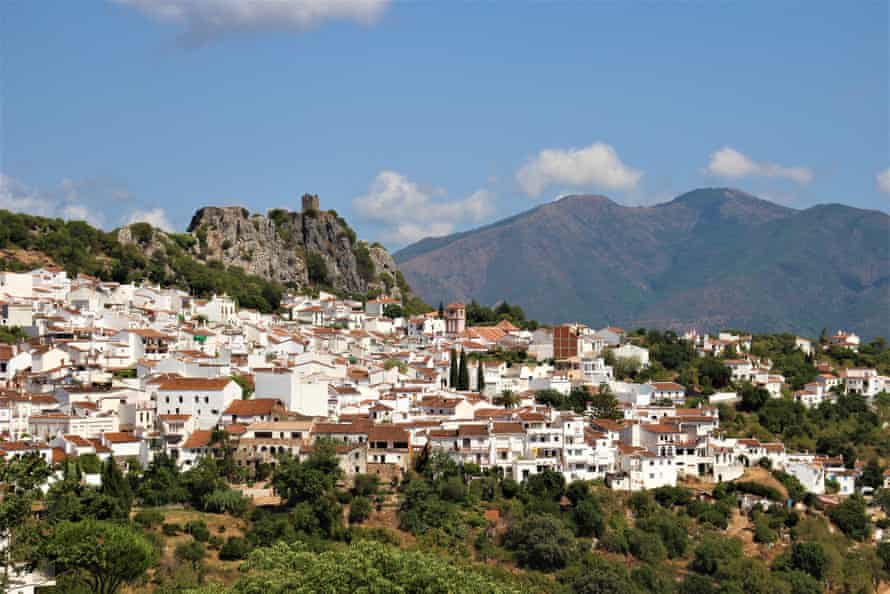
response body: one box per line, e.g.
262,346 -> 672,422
395,188 -> 890,338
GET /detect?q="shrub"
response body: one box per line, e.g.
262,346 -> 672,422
218,536 -> 250,561
637,512 -> 689,558
350,526 -> 401,546
174,539 -> 206,572
629,491 -> 657,517
162,522 -> 182,536
349,496 -> 372,524
353,474 -> 380,497
306,252 -> 329,285
691,535 -> 743,575
500,479 -> 520,499
438,476 -> 466,502
753,517 -> 777,543
731,481 -> 783,501
628,528 -> 667,562
598,529 -> 629,554
186,520 -> 210,542
133,509 -> 164,529
202,489 -> 248,516
653,485 -> 693,507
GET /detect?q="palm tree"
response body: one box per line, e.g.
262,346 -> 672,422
494,389 -> 520,409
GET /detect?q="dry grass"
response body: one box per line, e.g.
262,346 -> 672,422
124,508 -> 250,593
740,466 -> 789,500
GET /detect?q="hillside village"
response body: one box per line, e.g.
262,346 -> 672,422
0,266 -> 888,592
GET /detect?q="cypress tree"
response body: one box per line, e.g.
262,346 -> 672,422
458,350 -> 469,391
449,348 -> 458,388
101,456 -> 133,512
438,301 -> 445,319
477,362 -> 485,393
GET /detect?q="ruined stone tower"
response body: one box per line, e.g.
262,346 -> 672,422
301,193 -> 320,212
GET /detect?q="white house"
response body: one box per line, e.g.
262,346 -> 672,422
613,344 -> 650,368
253,367 -> 328,417
155,377 -> 242,429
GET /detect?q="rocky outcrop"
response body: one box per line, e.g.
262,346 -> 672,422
182,205 -> 401,297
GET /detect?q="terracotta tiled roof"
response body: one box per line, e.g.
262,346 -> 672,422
368,425 -> 410,443
225,423 -> 247,435
492,422 -> 524,434
457,424 -> 488,437
157,377 -> 233,391
651,382 -> 685,391
182,430 -> 213,449
223,398 -> 281,417
102,432 -> 140,444
63,434 -> 93,447
87,439 -> 111,453
52,447 -> 67,463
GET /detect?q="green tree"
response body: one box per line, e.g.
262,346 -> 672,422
589,385 -> 621,419
449,349 -> 458,388
100,457 -> 133,513
137,453 -> 187,506
739,383 -> 771,412
572,497 -> 605,537
858,458 -> 884,489
175,540 -> 207,577
383,303 -> 403,319
559,553 -> 642,594
697,357 -> 731,390
877,541 -> 890,573
222,540 -> 512,593
504,513 -> 576,571
349,496 -> 372,524
827,495 -> 870,540
789,542 -> 828,581
39,520 -> 157,594
477,361 -> 485,392
219,537 -> 251,561
691,535 -> 743,575
230,374 -> 254,399
493,389 -> 520,408
457,350 -> 469,390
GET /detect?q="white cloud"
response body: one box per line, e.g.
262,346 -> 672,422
516,142 -> 643,197
876,168 -> 890,195
706,147 -> 813,184
61,204 -> 106,228
353,170 -> 494,245
126,207 -> 174,232
0,173 -> 56,217
0,173 -> 104,226
114,0 -> 390,44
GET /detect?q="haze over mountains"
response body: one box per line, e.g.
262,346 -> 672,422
395,188 -> 890,338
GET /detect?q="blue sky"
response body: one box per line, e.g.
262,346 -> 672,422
2,1 -> 888,247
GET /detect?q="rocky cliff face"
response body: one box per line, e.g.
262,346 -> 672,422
183,205 -> 401,297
